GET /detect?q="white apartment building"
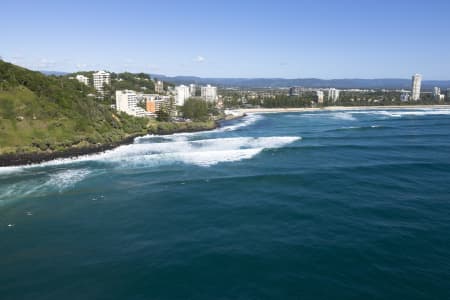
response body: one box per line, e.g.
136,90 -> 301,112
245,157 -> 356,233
116,90 -> 137,114
93,71 -> 111,94
411,74 -> 422,101
316,90 -> 324,104
201,84 -> 218,102
75,74 -> 89,85
175,85 -> 191,106
328,88 -> 340,102
189,84 -> 197,97
155,80 -> 164,94
433,87 -> 441,101
116,90 -> 153,117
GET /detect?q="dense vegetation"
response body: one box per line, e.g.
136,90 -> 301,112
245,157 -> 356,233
0,61 -> 152,154
181,98 -> 220,121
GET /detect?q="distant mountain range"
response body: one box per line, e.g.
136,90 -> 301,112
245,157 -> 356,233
39,70 -> 450,90
151,75 -> 450,90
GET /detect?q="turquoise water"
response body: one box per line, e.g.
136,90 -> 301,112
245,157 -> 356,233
1,109 -> 450,299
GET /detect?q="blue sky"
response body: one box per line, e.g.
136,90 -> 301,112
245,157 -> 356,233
2,0 -> 450,79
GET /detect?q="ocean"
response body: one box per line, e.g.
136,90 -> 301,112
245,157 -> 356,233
1,108 -> 450,299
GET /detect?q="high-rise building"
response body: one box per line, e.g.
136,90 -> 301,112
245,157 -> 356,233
175,85 -> 191,106
447,88 -> 450,101
201,85 -> 218,102
328,88 -> 340,102
411,74 -> 422,101
116,90 -> 137,114
93,71 -> 110,95
75,74 -> 89,85
189,84 -> 197,97
316,91 -> 324,104
155,80 -> 164,94
289,87 -> 304,96
432,87 -> 441,101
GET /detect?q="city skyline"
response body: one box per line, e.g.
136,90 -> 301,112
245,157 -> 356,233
2,0 -> 450,79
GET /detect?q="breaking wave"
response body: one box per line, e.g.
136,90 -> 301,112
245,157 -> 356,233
0,136 -> 301,174
330,112 -> 357,121
218,114 -> 263,132
84,136 -> 301,167
351,109 -> 450,118
0,169 -> 91,201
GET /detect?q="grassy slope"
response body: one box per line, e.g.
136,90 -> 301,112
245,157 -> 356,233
0,61 -> 148,154
0,61 -> 216,155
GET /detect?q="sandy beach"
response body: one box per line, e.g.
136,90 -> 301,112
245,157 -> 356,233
232,105 -> 450,114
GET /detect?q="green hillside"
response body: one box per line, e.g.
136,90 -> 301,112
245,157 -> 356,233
0,60 -> 149,154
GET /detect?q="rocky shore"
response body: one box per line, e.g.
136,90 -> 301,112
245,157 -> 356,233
0,121 -> 220,167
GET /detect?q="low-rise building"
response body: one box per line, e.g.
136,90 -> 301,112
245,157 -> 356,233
400,93 -> 410,102
116,90 -> 154,117
139,94 -> 172,113
289,87 -> 304,96
75,74 -> 89,85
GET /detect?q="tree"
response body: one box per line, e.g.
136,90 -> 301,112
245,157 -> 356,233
156,108 -> 171,122
181,98 -> 209,121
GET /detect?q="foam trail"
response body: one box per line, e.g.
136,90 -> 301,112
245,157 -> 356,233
218,114 -> 263,132
45,169 -> 91,192
351,109 -> 450,118
0,168 -> 91,201
331,112 -> 357,121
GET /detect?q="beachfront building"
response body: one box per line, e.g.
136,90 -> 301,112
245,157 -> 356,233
116,90 -> 153,117
411,74 -> 422,101
93,71 -> 110,95
175,85 -> 191,106
75,74 -> 89,85
201,84 -> 218,102
328,88 -> 340,102
433,87 -> 441,101
155,80 -> 164,94
400,93 -> 410,102
316,90 -> 324,104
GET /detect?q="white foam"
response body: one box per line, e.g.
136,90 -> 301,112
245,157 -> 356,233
330,112 -> 357,121
351,109 -> 450,118
0,136 -> 301,173
88,136 -> 301,167
0,168 -> 91,201
218,114 -> 263,132
44,169 -> 91,191
134,114 -> 264,144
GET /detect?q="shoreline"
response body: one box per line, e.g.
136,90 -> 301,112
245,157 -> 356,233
1,104 -> 447,168
0,121 -> 222,168
234,104 -> 450,114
